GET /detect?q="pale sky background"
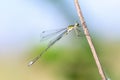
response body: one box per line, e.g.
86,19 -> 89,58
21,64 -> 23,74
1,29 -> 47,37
0,0 -> 120,56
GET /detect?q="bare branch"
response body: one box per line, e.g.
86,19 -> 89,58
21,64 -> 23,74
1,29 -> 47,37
74,0 -> 107,80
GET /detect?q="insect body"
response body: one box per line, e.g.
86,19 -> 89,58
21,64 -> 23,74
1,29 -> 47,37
28,23 -> 81,66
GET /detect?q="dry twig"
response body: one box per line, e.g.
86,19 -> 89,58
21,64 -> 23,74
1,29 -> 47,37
74,0 -> 107,80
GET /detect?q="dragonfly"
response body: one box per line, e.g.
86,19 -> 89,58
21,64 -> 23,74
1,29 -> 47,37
28,22 -> 81,66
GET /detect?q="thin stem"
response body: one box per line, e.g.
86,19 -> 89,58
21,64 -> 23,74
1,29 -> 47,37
74,0 -> 107,80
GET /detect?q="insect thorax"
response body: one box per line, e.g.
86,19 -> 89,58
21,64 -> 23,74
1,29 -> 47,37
67,25 -> 74,31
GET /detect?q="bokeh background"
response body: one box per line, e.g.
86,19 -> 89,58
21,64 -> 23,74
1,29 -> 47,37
0,0 -> 120,80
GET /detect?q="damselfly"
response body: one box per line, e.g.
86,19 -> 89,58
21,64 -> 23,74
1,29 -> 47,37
28,23 -> 81,66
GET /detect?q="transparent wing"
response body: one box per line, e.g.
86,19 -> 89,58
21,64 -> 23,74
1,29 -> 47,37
48,29 -> 67,48
28,29 -> 67,66
40,27 -> 66,42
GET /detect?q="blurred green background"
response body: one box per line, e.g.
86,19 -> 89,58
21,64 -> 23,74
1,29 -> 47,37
0,0 -> 120,80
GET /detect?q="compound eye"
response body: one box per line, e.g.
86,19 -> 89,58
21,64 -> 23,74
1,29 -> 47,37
77,23 -> 79,26
75,23 -> 79,26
